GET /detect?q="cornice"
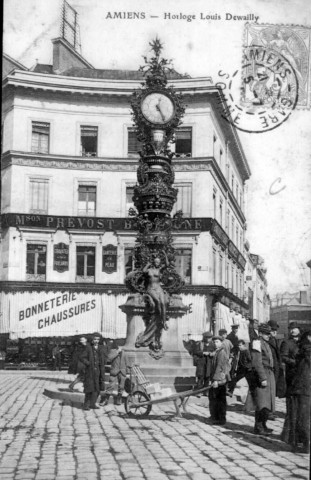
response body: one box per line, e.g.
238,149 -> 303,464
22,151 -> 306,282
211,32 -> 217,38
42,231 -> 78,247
1,151 -> 138,172
2,71 -> 213,97
0,281 -> 248,309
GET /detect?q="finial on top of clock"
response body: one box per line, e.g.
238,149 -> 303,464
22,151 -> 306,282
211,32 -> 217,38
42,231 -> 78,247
140,37 -> 174,88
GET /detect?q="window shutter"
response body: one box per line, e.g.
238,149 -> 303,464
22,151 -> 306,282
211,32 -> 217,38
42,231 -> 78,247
172,184 -> 192,217
81,126 -> 98,137
128,129 -> 142,154
30,179 -> 49,214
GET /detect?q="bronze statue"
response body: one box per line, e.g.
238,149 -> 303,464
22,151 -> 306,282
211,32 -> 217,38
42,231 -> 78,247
135,255 -> 169,352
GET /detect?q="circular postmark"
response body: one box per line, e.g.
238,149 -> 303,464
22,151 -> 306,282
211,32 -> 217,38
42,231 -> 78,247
216,45 -> 299,133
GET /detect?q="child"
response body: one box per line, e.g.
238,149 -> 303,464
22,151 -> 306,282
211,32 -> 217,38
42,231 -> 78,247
100,341 -> 128,406
193,331 -> 215,390
227,339 -> 252,396
208,336 -> 230,425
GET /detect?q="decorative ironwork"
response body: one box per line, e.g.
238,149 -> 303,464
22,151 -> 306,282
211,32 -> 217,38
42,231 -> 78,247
125,40 -> 187,355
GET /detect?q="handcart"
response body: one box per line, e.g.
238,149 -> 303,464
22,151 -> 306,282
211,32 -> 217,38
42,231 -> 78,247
125,364 -> 211,418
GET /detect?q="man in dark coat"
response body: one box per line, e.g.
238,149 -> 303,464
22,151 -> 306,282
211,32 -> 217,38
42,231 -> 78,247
68,336 -> 88,391
267,319 -> 284,418
227,339 -> 252,395
227,325 -> 240,384
80,332 -> 108,410
193,332 -> 215,391
249,319 -> 259,343
227,325 -> 240,355
250,323 -> 276,435
280,321 -> 301,442
208,336 -> 230,425
286,332 -> 311,453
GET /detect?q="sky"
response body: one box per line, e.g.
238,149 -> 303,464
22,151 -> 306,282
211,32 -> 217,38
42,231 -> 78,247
3,0 -> 311,297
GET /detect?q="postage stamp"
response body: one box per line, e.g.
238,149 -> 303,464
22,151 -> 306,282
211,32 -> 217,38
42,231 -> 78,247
244,23 -> 311,109
216,44 -> 299,133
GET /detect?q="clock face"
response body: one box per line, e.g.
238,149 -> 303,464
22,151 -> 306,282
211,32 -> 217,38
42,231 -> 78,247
141,93 -> 175,125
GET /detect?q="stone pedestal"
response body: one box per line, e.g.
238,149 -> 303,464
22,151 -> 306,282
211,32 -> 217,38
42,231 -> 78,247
119,293 -> 196,391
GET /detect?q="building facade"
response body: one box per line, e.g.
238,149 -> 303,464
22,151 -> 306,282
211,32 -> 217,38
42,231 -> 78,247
1,34 -> 252,357
244,249 -> 270,324
270,290 -> 311,337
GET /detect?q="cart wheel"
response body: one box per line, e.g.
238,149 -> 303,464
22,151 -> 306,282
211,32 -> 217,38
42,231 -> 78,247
125,390 -> 152,417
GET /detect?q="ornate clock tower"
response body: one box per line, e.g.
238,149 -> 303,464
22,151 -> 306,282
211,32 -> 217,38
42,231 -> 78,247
120,39 -> 195,386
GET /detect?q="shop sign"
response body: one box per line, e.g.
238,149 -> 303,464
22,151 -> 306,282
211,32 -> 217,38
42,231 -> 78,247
1,213 -> 212,232
102,244 -> 117,273
53,243 -> 69,272
211,220 -> 229,247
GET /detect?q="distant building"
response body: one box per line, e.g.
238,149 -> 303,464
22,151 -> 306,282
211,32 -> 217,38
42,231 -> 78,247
244,247 -> 270,324
270,290 -> 311,337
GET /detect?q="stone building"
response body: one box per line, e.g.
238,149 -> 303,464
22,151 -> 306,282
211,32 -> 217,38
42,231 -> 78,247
1,29 -> 252,357
270,290 -> 311,337
244,249 -> 270,324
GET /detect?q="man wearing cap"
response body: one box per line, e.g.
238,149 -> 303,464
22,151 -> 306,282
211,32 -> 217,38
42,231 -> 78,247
208,336 -> 230,425
280,321 -> 301,442
227,325 -> 240,355
100,340 -> 128,406
193,332 -> 215,390
249,319 -> 259,343
250,323 -> 276,435
227,339 -> 252,396
218,329 -> 233,360
81,332 -> 108,410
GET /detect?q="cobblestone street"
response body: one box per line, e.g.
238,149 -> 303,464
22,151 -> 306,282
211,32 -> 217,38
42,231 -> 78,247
0,371 -> 309,480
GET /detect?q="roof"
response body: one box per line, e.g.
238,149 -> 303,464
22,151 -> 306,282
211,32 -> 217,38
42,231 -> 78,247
61,67 -> 190,80
26,64 -> 190,80
32,64 -> 54,74
3,53 -> 28,71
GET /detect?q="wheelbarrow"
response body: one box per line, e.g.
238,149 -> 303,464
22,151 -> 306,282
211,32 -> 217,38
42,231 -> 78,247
125,364 -> 211,418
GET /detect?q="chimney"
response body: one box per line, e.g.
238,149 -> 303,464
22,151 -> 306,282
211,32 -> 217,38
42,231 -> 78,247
300,290 -> 308,304
52,38 -> 93,74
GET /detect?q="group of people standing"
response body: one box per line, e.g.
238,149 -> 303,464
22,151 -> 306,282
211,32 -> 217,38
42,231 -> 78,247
193,320 -> 310,453
68,333 -> 128,410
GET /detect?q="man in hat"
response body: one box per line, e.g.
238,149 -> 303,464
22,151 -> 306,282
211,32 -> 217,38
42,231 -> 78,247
250,323 -> 276,435
281,322 -> 301,391
218,329 -> 233,360
280,321 -> 301,442
249,319 -> 259,343
81,332 -> 108,410
208,336 -> 230,425
227,325 -> 240,355
286,330 -> 311,453
227,325 -> 240,383
268,320 -> 284,417
100,340 -> 128,406
193,331 -> 215,391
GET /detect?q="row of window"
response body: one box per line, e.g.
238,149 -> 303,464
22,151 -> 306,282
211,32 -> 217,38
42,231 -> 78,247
29,180 -> 192,218
26,242 -> 244,298
213,134 -> 243,207
213,248 -> 244,299
212,188 -> 244,251
31,122 -> 193,158
26,244 -> 192,284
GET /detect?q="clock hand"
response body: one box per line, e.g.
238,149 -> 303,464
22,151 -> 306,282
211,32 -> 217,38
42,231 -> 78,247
156,103 -> 166,122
